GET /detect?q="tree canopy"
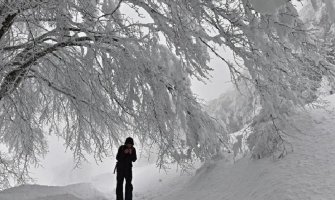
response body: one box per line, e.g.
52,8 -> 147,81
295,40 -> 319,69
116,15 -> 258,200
0,0 -> 334,188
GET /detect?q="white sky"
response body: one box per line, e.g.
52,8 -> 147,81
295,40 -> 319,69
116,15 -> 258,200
191,52 -> 232,102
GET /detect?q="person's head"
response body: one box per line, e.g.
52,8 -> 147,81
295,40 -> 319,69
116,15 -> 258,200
125,137 -> 134,148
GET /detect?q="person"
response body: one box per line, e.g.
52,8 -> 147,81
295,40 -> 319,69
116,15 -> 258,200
116,137 -> 137,200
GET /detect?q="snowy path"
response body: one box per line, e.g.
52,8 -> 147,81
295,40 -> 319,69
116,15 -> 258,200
138,97 -> 335,200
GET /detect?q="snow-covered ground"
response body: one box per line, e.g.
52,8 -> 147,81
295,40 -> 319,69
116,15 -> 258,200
150,95 -> 335,200
2,95 -> 335,200
0,183 -> 108,200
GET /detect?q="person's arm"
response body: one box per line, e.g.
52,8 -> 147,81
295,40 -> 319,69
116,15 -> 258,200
131,147 -> 137,162
116,146 -> 124,161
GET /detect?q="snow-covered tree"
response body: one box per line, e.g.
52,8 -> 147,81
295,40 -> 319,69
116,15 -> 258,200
0,0 -> 228,188
206,82 -> 258,134
208,0 -> 335,159
300,0 -> 335,93
1,0 -> 335,188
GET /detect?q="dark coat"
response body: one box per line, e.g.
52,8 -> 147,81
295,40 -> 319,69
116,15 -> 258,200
116,145 -> 137,170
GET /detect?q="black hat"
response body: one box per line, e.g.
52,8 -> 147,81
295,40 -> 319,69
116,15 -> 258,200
125,137 -> 134,145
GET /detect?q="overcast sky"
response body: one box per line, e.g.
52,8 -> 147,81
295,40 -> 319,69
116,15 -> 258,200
191,52 -> 233,102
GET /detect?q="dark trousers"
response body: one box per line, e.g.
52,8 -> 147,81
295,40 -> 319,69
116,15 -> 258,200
116,168 -> 133,200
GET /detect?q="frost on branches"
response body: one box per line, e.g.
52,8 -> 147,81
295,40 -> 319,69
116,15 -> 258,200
0,0 -> 335,188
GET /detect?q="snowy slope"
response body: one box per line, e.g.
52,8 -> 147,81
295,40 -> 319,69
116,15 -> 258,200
144,95 -> 335,200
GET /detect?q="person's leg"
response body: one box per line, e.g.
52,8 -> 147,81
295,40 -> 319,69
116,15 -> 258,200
116,170 -> 125,200
125,169 -> 133,200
